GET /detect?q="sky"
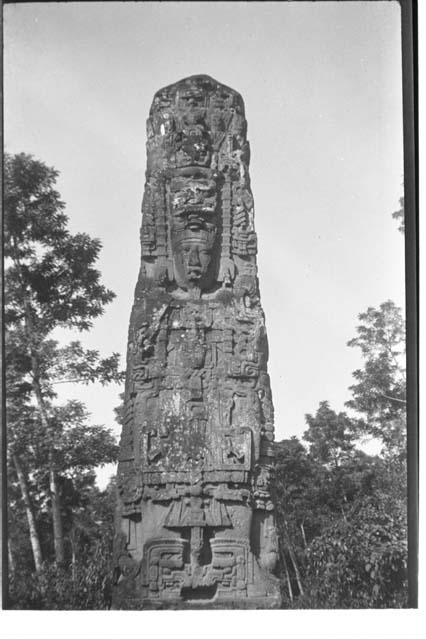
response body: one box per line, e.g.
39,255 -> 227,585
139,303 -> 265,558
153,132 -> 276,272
4,1 -> 405,488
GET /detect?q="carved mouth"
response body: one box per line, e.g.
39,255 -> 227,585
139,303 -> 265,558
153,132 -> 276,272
187,269 -> 202,281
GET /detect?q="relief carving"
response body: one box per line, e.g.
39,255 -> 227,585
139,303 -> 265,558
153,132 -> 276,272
113,75 -> 281,609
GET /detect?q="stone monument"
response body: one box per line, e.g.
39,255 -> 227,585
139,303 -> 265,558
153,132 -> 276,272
112,75 -> 281,609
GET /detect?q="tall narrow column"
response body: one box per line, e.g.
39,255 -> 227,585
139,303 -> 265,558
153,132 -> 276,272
113,75 -> 281,609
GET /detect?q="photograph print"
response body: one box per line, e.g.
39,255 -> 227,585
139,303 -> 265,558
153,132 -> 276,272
3,0 -> 415,611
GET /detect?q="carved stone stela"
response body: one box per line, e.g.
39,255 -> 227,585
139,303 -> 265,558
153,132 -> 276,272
112,75 -> 281,609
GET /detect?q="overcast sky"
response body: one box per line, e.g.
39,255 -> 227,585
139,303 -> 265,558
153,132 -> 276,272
4,1 -> 405,487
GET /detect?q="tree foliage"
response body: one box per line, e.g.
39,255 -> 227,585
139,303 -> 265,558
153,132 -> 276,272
8,479 -> 117,610
4,153 -> 115,332
304,401 -> 356,467
305,495 -> 407,608
346,300 -> 406,457
392,196 -> 405,234
274,300 -> 407,608
5,153 -> 123,607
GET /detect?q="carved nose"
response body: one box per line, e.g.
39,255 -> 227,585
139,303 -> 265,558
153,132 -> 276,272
188,247 -> 200,267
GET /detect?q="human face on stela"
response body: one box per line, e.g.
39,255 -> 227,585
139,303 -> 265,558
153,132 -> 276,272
174,239 -> 213,291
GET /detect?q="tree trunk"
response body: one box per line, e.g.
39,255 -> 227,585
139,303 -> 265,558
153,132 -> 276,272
23,300 -> 65,565
300,521 -> 307,548
284,519 -> 304,596
33,374 -> 65,565
340,495 -> 348,523
49,458 -> 65,564
288,543 -> 304,596
8,539 -> 16,575
70,524 -> 76,582
12,454 -> 43,572
280,547 -> 293,603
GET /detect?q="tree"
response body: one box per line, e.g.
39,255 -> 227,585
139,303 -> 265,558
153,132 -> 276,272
392,196 -> 405,234
7,402 -> 44,573
274,437 -> 325,602
304,492 -> 407,608
303,401 -> 356,468
273,296 -> 407,608
274,194 -> 407,607
5,152 -> 123,568
8,478 -> 118,610
346,300 -> 406,457
274,430 -> 407,608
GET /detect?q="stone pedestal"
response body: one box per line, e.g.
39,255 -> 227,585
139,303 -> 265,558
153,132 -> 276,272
112,75 -> 281,609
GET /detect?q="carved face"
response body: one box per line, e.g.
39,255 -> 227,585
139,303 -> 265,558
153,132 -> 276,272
172,238 -> 214,291
170,174 -> 218,292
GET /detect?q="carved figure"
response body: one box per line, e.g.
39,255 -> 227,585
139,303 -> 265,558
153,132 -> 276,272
113,75 -> 281,609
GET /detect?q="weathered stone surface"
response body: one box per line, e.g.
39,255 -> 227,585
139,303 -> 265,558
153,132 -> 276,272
112,75 -> 281,609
